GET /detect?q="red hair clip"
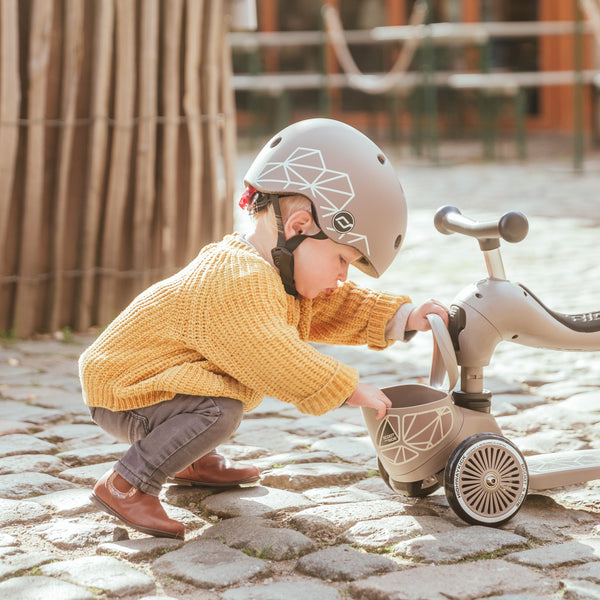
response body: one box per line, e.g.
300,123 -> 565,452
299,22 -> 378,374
239,186 -> 257,209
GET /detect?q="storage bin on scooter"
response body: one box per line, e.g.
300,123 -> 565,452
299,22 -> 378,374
362,383 -> 464,484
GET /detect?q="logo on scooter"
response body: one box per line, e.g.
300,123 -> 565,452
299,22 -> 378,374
332,210 -> 355,233
379,420 -> 399,445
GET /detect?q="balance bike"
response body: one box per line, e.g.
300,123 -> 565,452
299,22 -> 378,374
363,206 -> 600,526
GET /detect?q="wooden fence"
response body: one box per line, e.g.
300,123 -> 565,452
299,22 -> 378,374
0,0 -> 236,338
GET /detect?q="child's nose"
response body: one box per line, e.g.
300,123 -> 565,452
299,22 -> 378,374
338,264 -> 349,282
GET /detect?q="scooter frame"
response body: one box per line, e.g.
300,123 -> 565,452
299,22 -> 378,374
365,206 -> 600,526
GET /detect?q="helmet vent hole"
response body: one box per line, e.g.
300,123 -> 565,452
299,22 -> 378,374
270,136 -> 282,148
394,234 -> 402,249
377,154 -> 386,165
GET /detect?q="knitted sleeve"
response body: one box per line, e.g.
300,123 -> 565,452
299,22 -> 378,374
184,260 -> 359,416
309,280 -> 411,350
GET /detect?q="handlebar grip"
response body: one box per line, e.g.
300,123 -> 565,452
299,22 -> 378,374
434,205 -> 528,243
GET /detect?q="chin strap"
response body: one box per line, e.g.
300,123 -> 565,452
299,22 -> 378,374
269,196 -> 327,297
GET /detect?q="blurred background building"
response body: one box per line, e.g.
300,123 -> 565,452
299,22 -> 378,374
231,0 -> 599,147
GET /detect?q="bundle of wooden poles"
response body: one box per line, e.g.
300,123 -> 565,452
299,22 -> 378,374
0,0 -> 236,337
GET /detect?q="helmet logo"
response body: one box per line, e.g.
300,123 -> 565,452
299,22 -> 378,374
332,210 -> 355,233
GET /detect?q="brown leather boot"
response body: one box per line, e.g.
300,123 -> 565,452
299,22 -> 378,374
170,451 -> 260,487
91,470 -> 185,539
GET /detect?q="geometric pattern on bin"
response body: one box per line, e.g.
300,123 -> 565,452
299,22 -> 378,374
255,147 -> 371,256
377,406 -> 454,466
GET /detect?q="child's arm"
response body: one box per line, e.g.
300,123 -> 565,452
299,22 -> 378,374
345,382 -> 392,419
386,299 -> 449,341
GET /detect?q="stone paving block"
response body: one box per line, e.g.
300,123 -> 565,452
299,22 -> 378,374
57,442 -> 129,466
514,430 -> 587,455
0,550 -> 56,579
40,555 -> 156,597
303,485 -> 381,505
8,386 -> 87,415
0,399 -> 65,423
222,580 -> 343,600
566,561 -> 600,583
59,460 -> 114,485
286,415 -> 366,438
215,443 -> 270,460
348,558 -> 555,600
97,537 -> 184,561
393,526 -> 527,563
153,539 -> 270,588
0,533 -> 17,547
35,423 -> 105,442
310,436 -> 377,463
506,539 -> 600,568
498,403 -> 597,435
260,462 -> 370,491
233,429 -> 313,454
34,517 -> 117,550
28,488 -> 96,516
0,433 -> 57,457
0,498 -> 51,526
340,514 -> 458,551
296,544 -> 399,581
0,472 -> 76,499
0,419 -> 33,436
201,485 -> 314,518
163,504 -> 208,532
0,453 -> 66,475
291,499 -> 410,536
0,575 -> 95,600
562,390 -> 600,412
254,451 -> 334,470
200,516 -> 315,560
561,579 -> 600,599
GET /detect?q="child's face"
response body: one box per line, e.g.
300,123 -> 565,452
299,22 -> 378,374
293,237 -> 362,299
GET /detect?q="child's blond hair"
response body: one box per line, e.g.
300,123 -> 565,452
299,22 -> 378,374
251,194 -> 314,233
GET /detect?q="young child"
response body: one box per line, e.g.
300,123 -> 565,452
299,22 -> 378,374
79,118 -> 448,540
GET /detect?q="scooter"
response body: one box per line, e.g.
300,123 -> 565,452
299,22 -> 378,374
363,206 -> 600,526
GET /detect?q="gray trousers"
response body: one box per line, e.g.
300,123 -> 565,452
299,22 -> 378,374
90,394 -> 243,496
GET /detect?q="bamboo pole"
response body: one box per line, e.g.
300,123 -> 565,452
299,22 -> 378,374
133,0 -> 158,288
0,0 -> 21,285
160,0 -> 183,270
14,0 -> 54,337
184,0 -> 204,261
77,0 -> 114,331
49,0 -> 84,332
203,0 -> 223,240
221,17 -> 236,235
98,0 -> 136,326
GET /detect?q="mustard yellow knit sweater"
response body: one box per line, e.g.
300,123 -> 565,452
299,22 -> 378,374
79,235 -> 410,416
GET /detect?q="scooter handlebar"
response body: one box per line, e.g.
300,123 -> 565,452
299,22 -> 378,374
434,205 -> 529,244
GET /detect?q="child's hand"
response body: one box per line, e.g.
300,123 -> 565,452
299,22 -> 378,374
406,299 -> 449,332
345,383 -> 392,419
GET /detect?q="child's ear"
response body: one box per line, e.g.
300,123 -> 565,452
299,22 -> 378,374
284,209 -> 314,238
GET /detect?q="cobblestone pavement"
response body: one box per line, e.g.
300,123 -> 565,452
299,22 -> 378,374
1,142 -> 600,599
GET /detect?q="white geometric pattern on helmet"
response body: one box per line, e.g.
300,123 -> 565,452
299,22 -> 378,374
255,147 -> 371,255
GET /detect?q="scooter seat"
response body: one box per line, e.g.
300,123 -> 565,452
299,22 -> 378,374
519,284 -> 600,333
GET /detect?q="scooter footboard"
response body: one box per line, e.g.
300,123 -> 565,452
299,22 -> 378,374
526,449 -> 600,491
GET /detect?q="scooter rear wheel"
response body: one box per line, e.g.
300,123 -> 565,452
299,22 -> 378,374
377,458 -> 441,498
444,433 -> 528,526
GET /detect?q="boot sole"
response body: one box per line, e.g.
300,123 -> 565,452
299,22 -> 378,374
90,493 -> 184,540
169,475 -> 260,487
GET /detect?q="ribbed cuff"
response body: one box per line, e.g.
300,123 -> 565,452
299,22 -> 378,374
295,363 -> 359,416
366,293 -> 411,350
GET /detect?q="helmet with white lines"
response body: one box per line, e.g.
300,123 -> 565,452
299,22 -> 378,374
244,118 -> 407,282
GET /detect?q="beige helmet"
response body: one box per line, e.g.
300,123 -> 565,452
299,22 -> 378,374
243,119 -> 407,293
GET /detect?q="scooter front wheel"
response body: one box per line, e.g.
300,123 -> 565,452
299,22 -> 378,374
378,459 -> 442,498
444,433 -> 528,526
